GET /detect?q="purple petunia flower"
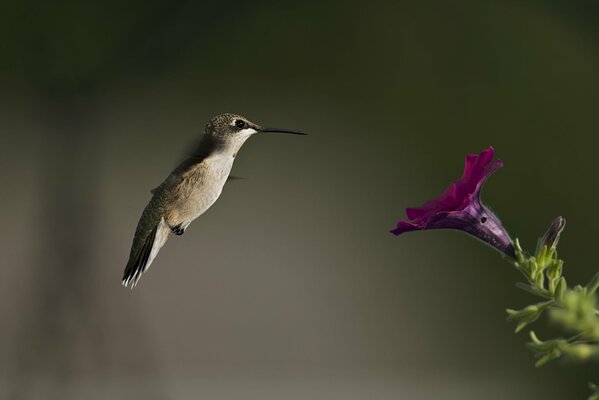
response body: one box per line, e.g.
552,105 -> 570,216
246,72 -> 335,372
391,146 -> 515,258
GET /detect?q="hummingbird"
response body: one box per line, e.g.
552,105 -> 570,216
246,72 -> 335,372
122,113 -> 305,288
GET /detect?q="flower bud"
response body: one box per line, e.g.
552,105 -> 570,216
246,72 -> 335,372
541,217 -> 566,252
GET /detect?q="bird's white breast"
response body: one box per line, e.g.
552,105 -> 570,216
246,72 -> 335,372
181,152 -> 235,224
204,152 -> 235,193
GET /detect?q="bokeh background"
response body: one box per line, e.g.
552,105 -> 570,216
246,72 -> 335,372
1,0 -> 598,399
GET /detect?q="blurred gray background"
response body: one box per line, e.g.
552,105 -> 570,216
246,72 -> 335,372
1,0 -> 598,399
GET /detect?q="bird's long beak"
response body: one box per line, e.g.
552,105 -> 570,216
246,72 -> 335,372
258,127 -> 306,135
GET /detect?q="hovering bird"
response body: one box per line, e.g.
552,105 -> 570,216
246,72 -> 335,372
123,113 -> 305,287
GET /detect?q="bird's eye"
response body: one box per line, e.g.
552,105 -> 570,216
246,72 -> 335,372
235,119 -> 245,129
480,217 -> 487,224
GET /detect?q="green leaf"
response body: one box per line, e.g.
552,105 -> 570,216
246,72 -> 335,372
587,272 -> 599,295
535,272 -> 545,291
563,344 -> 597,360
529,331 -> 542,344
534,349 -> 561,367
547,259 -> 563,282
536,244 -> 548,267
556,277 -> 567,302
589,383 -> 599,400
515,282 -> 542,297
516,320 -> 531,333
526,331 -> 567,352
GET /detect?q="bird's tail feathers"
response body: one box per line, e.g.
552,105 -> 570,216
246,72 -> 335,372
122,218 -> 169,288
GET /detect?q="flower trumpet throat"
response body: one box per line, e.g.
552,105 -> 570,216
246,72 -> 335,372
391,146 -> 515,258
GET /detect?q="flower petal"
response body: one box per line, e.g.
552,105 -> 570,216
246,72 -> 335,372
391,146 -> 515,258
403,146 -> 501,223
390,221 -> 421,235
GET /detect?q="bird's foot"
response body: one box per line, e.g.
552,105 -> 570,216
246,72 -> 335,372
171,224 -> 185,236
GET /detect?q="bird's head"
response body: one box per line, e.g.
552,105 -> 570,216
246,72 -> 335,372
205,113 -> 305,148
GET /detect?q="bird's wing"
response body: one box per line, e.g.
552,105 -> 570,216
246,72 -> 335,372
122,190 -> 170,287
123,136 -> 217,287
